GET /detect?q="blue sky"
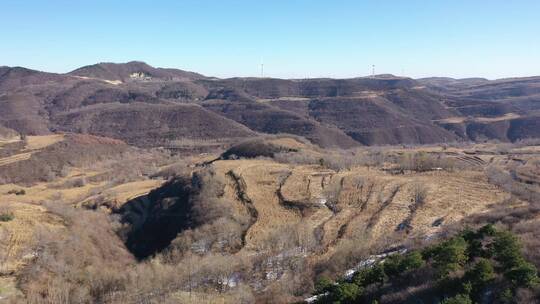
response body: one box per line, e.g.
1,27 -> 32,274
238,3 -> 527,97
1,0 -> 539,79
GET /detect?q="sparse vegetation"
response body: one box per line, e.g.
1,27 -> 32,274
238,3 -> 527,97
71,177 -> 86,187
395,151 -> 458,172
222,136 -> 300,159
1,130 -> 539,303
6,188 -> 25,195
411,182 -> 428,205
440,294 -> 473,304
0,211 -> 14,222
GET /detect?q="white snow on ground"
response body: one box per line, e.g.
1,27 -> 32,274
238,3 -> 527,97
305,292 -> 329,303
218,272 -> 241,288
343,248 -> 407,280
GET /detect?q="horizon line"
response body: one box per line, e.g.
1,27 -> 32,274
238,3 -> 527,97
2,61 -> 539,82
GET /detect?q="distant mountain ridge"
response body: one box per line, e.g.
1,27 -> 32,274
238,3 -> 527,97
68,61 -> 207,82
1,61 -> 540,147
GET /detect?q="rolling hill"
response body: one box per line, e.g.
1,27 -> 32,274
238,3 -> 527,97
1,61 -> 540,150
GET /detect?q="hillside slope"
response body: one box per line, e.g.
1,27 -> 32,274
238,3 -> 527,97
1,62 -> 540,147
51,102 -> 257,147
69,61 -> 206,82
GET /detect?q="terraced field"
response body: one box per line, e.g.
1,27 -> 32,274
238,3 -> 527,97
0,135 -> 65,167
207,155 -> 508,265
0,202 -> 64,275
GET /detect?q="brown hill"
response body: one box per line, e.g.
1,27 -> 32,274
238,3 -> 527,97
0,93 -> 51,135
419,76 -> 540,115
417,77 -> 490,91
199,76 -> 462,145
1,62 -> 540,147
51,102 -> 256,147
69,61 -> 206,82
43,78 -> 208,113
265,87 -> 459,145
308,97 -> 459,145
0,66 -> 70,91
202,99 -> 359,148
421,76 -> 540,142
0,134 -> 130,184
200,75 -> 417,99
439,114 -> 540,142
0,124 -> 18,140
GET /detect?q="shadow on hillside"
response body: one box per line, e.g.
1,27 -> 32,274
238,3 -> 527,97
117,177 -> 194,259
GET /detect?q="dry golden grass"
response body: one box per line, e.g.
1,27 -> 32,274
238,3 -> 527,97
171,288 -> 254,304
370,170 -> 506,239
257,96 -> 311,103
210,153 -> 510,262
0,135 -> 65,167
0,201 -> 65,276
0,137 -> 19,146
434,112 -> 520,124
266,136 -> 313,151
80,179 -> 164,209
214,159 -> 301,250
105,179 -> 164,202
1,172 -> 103,205
0,277 -> 23,299
24,135 -> 65,151
0,152 -> 32,167
0,157 -> 168,300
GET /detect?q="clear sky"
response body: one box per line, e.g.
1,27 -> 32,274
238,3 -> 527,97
1,0 -> 539,79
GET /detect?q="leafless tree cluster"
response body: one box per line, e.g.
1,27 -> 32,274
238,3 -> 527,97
274,149 -> 386,171
164,169 -> 252,259
16,198 -> 261,303
395,152 -> 457,172
485,165 -> 540,203
411,182 -> 428,206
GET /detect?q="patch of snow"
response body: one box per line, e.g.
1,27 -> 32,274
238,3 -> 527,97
343,248 -> 408,280
190,241 -> 210,254
218,272 -> 241,288
21,251 -> 38,261
305,292 -> 329,303
104,80 -> 122,85
344,269 -> 356,280
265,270 -> 279,281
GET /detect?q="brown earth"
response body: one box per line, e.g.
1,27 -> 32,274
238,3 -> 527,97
3,62 -> 540,150
1,133 -> 540,302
